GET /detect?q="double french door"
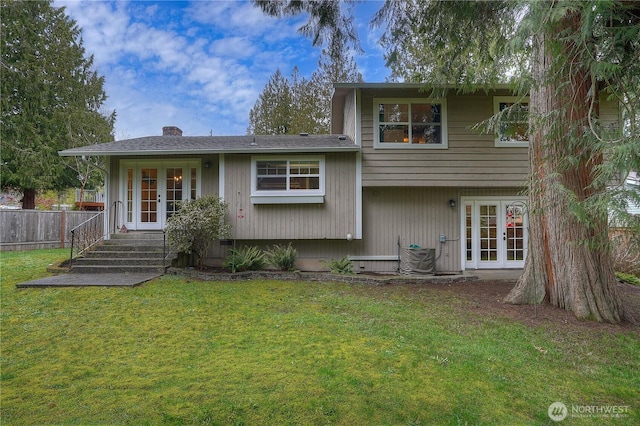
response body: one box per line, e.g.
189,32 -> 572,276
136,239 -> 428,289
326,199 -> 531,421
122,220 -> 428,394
463,198 -> 528,269
122,160 -> 200,230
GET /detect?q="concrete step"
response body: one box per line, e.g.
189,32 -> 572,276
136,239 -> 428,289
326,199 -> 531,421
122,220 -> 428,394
69,264 -> 167,274
96,243 -> 165,251
73,257 -> 168,266
70,232 -> 175,274
104,238 -> 164,247
109,232 -> 165,241
87,250 -> 165,259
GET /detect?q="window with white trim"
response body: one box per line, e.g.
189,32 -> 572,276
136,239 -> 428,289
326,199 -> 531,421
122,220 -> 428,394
251,156 -> 325,204
374,98 -> 448,148
494,96 -> 529,147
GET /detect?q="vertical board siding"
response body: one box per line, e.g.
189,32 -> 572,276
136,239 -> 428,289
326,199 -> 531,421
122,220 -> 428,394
223,153 -> 357,240
0,210 -> 100,251
359,89 -> 529,187
200,155 -> 219,197
358,187 -> 461,272
209,187 -> 527,272
228,187 -> 463,272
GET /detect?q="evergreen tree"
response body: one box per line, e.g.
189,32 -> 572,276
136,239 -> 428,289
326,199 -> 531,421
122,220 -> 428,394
247,69 -> 292,134
288,66 -> 316,135
247,40 -> 362,135
0,0 -> 115,209
308,39 -> 363,133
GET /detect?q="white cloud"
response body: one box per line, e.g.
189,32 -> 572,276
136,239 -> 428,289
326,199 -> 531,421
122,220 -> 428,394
54,0 -> 389,139
209,37 -> 256,59
186,1 -> 288,38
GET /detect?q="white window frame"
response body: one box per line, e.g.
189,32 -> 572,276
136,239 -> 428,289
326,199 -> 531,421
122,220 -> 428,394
250,156 -> 325,204
494,96 -> 530,147
373,98 -> 448,149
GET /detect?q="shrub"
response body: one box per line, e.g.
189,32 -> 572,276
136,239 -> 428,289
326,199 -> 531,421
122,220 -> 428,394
611,229 -> 640,276
223,246 -> 266,273
265,243 -> 297,271
165,196 -> 232,270
322,257 -> 354,274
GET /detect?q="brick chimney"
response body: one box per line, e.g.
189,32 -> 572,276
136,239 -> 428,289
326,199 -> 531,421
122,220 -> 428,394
162,126 -> 183,136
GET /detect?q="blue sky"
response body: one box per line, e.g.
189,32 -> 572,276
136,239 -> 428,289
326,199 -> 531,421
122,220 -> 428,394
55,0 -> 390,140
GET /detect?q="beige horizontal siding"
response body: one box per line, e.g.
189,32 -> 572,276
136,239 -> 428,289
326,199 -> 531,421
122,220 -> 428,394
359,89 -> 529,187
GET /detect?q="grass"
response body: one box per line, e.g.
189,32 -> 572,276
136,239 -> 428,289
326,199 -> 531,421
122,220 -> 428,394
617,272 -> 640,286
1,249 -> 639,425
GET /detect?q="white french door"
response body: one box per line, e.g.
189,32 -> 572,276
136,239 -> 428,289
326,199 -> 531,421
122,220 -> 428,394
121,160 -> 200,230
462,198 -> 528,269
138,167 -> 160,229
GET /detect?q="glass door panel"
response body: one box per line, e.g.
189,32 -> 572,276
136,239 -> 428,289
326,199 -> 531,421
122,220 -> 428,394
479,204 -> 498,263
166,167 -> 183,219
504,202 -> 526,266
140,168 -> 158,225
465,205 -> 473,262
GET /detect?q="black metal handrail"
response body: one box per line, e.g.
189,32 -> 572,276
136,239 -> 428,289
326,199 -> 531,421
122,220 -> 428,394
162,228 -> 176,267
69,200 -> 122,268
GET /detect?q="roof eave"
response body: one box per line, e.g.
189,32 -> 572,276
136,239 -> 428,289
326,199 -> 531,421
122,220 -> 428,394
332,82 -> 515,91
58,146 -> 361,157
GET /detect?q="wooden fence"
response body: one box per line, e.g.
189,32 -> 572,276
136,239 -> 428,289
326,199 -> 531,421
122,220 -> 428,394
0,210 -> 102,251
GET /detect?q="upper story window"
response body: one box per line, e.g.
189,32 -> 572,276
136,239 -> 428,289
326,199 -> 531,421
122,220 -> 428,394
494,96 -> 529,147
251,156 -> 325,204
374,98 -> 448,149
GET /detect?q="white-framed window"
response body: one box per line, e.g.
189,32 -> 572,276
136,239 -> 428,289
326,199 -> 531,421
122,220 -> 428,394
251,156 -> 325,204
494,96 -> 529,147
374,98 -> 448,148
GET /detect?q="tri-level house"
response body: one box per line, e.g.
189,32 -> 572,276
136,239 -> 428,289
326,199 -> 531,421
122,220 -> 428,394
59,83 -> 620,273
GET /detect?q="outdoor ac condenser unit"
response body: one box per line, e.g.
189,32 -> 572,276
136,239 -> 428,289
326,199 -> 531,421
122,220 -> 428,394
400,246 -> 436,275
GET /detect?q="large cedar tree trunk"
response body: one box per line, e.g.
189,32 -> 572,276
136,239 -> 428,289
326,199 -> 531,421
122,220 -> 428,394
505,11 -> 625,322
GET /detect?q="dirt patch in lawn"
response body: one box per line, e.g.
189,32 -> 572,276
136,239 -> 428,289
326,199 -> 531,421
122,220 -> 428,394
386,280 -> 640,333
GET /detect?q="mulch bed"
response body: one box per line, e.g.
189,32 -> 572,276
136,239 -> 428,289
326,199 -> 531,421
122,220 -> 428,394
396,279 -> 640,333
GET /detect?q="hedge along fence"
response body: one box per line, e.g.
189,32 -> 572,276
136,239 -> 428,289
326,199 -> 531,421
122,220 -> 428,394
0,210 -> 101,251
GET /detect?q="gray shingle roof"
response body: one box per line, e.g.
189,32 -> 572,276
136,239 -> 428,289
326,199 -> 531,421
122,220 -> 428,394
59,134 -> 358,157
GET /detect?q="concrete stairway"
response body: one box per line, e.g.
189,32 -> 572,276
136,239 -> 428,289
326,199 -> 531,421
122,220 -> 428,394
70,232 -> 174,274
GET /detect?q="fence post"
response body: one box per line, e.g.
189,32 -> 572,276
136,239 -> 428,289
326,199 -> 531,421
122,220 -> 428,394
60,210 -> 66,248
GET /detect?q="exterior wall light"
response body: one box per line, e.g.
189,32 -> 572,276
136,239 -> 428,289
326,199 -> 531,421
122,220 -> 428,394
449,199 -> 456,208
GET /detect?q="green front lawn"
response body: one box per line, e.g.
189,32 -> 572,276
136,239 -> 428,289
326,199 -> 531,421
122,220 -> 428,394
1,249 -> 638,425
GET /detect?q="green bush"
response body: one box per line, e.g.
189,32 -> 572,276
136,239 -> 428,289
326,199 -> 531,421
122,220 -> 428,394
265,243 -> 297,271
323,257 -> 354,274
223,246 -> 266,273
165,196 -> 232,270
